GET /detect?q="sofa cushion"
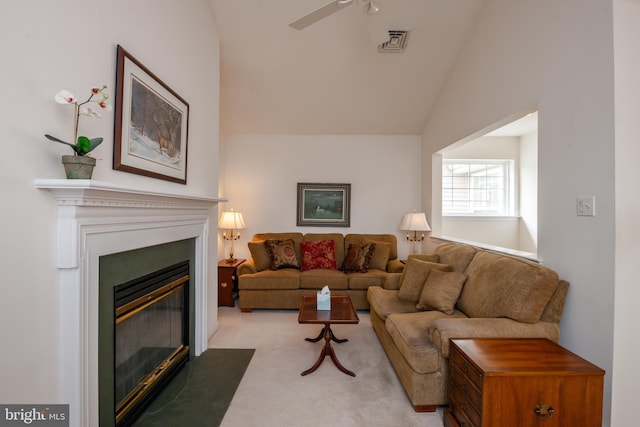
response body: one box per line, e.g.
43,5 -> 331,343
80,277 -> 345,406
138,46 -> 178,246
248,240 -> 271,272
342,242 -> 375,273
300,240 -> 338,271
265,239 -> 300,270
367,287 -> 418,320
254,232 -> 303,264
385,311 -> 456,374
238,269 -> 300,290
300,269 -> 348,290
345,236 -> 392,271
434,243 -> 477,273
416,269 -> 468,314
457,250 -> 560,323
397,254 -> 440,287
347,270 -> 387,290
303,233 -> 345,267
345,234 -> 398,261
367,241 -> 391,271
397,258 -> 453,303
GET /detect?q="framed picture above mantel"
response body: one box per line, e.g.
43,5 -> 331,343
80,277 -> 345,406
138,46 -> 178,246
113,45 -> 190,184
297,183 -> 351,227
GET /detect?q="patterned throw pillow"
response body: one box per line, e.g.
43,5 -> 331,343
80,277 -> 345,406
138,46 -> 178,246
300,240 -> 338,271
264,239 -> 300,270
342,243 -> 375,273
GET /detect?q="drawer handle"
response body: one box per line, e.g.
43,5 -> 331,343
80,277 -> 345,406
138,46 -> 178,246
461,402 -> 467,411
221,282 -> 228,288
535,404 -> 554,419
462,363 -> 469,373
462,383 -> 468,392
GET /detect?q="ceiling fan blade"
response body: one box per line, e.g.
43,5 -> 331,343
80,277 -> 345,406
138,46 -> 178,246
289,0 -> 354,30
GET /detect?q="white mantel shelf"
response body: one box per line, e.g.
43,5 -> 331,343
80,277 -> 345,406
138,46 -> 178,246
34,179 -> 227,207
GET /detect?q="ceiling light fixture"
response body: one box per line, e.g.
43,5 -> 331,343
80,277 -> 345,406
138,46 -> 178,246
367,1 -> 380,15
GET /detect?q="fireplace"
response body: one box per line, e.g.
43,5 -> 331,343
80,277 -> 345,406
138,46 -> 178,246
114,261 -> 190,426
35,179 -> 223,427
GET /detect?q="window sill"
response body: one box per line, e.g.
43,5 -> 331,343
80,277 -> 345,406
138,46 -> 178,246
443,215 -> 520,220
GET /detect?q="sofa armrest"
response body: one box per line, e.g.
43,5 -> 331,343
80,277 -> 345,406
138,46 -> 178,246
429,317 -> 561,358
387,259 -> 405,273
237,259 -> 257,275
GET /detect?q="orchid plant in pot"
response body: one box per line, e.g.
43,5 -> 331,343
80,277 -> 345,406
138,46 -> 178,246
45,85 -> 112,179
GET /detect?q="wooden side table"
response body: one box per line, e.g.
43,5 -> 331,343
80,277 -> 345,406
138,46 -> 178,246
298,295 -> 360,377
217,259 -> 245,307
444,338 -> 605,427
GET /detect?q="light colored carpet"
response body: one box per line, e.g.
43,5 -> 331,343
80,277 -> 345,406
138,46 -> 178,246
209,307 -> 445,427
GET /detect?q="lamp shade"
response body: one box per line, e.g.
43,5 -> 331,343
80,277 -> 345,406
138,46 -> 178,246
218,211 -> 247,230
400,212 -> 431,232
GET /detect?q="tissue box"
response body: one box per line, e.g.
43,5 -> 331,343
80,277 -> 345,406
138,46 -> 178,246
317,291 -> 331,310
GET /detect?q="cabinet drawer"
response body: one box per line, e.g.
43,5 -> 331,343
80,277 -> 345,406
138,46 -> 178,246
450,362 -> 482,412
482,374 -> 604,427
443,409 -> 460,427
450,381 -> 481,427
450,347 -> 483,391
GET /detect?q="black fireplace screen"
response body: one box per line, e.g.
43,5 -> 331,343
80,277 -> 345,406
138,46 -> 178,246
114,261 -> 190,426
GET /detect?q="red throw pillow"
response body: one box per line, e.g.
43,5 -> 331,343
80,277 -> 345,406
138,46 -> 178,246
300,240 -> 338,271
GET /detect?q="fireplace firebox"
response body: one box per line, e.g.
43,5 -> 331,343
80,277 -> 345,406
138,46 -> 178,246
114,261 -> 190,427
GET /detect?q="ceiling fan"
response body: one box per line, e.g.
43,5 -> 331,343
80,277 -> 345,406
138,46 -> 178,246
289,0 -> 381,30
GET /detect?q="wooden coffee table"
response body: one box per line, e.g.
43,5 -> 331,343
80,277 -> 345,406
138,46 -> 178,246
298,295 -> 359,377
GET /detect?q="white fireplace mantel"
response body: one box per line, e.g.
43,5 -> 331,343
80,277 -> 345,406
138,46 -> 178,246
35,178 -> 222,208
35,179 -> 226,427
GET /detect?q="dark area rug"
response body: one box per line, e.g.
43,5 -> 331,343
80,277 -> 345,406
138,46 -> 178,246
133,348 -> 255,427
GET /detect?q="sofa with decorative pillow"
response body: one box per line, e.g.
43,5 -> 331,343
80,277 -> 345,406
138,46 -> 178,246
236,232 -> 404,311
367,242 -> 569,412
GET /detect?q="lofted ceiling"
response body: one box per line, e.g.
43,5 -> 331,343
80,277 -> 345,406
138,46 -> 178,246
209,0 -> 485,135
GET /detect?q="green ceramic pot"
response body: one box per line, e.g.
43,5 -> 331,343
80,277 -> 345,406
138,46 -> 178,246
61,155 -> 96,179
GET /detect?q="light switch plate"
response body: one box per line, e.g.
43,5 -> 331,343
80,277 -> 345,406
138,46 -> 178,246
577,196 -> 595,216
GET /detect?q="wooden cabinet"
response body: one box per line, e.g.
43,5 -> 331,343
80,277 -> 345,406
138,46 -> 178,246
444,338 -> 605,427
217,259 -> 245,307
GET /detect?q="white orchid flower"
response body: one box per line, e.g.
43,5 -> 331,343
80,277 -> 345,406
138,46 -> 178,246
98,99 -> 112,111
80,106 -> 102,118
46,84 -> 110,156
55,90 -> 76,104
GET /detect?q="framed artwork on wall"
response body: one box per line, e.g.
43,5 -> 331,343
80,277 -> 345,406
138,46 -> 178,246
297,183 -> 351,227
113,45 -> 190,184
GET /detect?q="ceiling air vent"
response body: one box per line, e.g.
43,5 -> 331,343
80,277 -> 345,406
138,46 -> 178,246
378,30 -> 409,53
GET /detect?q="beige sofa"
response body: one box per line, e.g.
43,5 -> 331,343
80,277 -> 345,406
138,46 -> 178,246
367,242 -> 569,412
237,232 -> 404,311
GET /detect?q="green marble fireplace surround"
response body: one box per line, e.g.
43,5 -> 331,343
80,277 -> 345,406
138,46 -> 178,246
98,238 -> 196,426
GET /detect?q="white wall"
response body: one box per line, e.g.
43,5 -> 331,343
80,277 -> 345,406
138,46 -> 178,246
219,134 -> 422,260
421,0 -> 615,424
519,131 -> 538,253
0,0 -> 220,405
612,1 -> 640,426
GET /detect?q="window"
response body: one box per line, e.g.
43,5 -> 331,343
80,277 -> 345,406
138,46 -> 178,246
442,160 -> 514,216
